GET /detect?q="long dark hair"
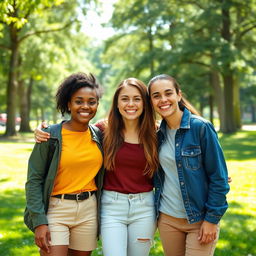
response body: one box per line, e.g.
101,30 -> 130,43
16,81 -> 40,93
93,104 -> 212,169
103,78 -> 158,177
148,74 -> 200,115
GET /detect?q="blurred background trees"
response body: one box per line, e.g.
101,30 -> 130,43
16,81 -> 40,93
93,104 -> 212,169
0,0 -> 255,136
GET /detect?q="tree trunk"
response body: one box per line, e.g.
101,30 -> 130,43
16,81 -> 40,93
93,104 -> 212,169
27,77 -> 33,121
4,24 -> 19,136
233,76 -> 241,129
209,94 -> 214,124
251,103 -> 256,123
19,79 -> 31,132
220,0 -> 238,133
222,73 -> 236,133
209,70 -> 225,130
199,99 -> 204,117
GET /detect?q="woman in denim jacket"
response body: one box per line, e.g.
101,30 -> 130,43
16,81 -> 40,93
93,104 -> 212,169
148,74 -> 230,256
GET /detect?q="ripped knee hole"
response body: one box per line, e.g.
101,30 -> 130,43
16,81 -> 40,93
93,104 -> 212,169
137,238 -> 151,243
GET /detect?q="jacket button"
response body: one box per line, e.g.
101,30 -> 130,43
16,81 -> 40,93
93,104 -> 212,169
176,143 -> 179,147
178,163 -> 182,168
180,182 -> 184,186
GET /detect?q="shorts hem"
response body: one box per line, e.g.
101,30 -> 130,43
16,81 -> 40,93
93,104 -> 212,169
68,244 -> 97,252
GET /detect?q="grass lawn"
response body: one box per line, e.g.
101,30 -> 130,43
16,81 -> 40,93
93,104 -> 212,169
0,130 -> 255,256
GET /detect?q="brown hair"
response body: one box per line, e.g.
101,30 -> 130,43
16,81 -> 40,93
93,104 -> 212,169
103,78 -> 158,177
148,74 -> 200,115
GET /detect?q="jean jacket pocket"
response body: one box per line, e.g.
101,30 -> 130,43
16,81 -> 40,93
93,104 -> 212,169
181,146 -> 202,170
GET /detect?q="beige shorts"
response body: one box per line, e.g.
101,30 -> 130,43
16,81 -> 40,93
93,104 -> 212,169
47,193 -> 97,251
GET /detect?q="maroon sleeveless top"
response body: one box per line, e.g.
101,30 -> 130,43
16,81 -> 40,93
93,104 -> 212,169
103,142 -> 153,194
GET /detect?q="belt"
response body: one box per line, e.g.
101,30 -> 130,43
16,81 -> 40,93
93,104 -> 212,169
52,191 -> 95,201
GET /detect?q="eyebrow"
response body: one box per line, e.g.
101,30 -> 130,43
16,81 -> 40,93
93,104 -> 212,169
74,96 -> 97,100
119,94 -> 142,97
151,89 -> 174,95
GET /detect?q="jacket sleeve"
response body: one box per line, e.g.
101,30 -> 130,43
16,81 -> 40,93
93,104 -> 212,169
25,140 -> 50,230
200,122 -> 230,224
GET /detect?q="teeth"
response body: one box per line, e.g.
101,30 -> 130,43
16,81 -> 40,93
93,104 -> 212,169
126,110 -> 136,113
160,105 -> 170,109
79,112 -> 90,117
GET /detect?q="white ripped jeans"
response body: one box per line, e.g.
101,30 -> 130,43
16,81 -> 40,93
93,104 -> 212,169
100,190 -> 156,256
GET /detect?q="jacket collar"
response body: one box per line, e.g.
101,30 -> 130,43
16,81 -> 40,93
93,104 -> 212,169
88,124 -> 100,143
159,107 -> 191,133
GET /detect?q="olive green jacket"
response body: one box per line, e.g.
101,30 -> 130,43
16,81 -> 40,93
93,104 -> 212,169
24,122 -> 104,233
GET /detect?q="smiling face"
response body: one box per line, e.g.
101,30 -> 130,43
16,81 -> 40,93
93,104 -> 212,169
68,87 -> 98,126
150,79 -> 182,120
117,85 -> 144,122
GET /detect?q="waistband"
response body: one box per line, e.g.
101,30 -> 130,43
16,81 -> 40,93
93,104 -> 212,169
52,191 -> 95,201
102,189 -> 153,200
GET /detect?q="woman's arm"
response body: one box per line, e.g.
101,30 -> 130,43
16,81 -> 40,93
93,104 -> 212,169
26,141 -> 50,229
35,119 -> 108,142
26,140 -> 52,252
200,121 -> 230,224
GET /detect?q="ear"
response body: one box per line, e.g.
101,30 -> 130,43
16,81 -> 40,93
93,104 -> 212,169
68,102 -> 71,111
178,90 -> 182,102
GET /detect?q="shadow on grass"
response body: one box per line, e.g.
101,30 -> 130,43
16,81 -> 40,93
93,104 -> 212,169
214,201 -> 256,256
219,130 -> 256,161
0,190 -> 255,256
0,189 -> 37,256
0,177 -> 11,183
0,132 -> 35,144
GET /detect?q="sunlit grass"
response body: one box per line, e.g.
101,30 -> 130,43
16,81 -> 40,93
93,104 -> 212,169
214,130 -> 256,256
0,130 -> 256,255
0,142 -> 33,190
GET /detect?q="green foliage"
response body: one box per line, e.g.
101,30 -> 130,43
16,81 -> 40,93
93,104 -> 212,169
100,0 -> 256,130
1,0 -> 255,131
0,0 -> 64,31
0,0 -> 101,124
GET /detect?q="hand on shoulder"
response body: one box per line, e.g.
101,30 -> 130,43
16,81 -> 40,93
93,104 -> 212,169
34,121 -> 50,143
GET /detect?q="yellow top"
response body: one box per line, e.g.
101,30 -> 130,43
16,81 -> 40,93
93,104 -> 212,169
52,127 -> 103,195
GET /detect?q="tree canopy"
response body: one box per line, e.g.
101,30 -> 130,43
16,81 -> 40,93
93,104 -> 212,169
0,0 -> 255,135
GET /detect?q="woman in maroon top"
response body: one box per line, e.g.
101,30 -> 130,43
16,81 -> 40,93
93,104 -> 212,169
100,78 -> 158,256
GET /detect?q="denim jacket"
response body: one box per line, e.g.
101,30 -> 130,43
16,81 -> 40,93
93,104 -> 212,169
154,108 -> 230,224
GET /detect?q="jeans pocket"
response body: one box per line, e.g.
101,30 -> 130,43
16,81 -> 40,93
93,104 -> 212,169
101,192 -> 115,205
141,193 -> 154,207
48,197 -> 61,211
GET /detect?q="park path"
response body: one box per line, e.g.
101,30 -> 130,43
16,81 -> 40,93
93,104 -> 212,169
242,124 -> 256,131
